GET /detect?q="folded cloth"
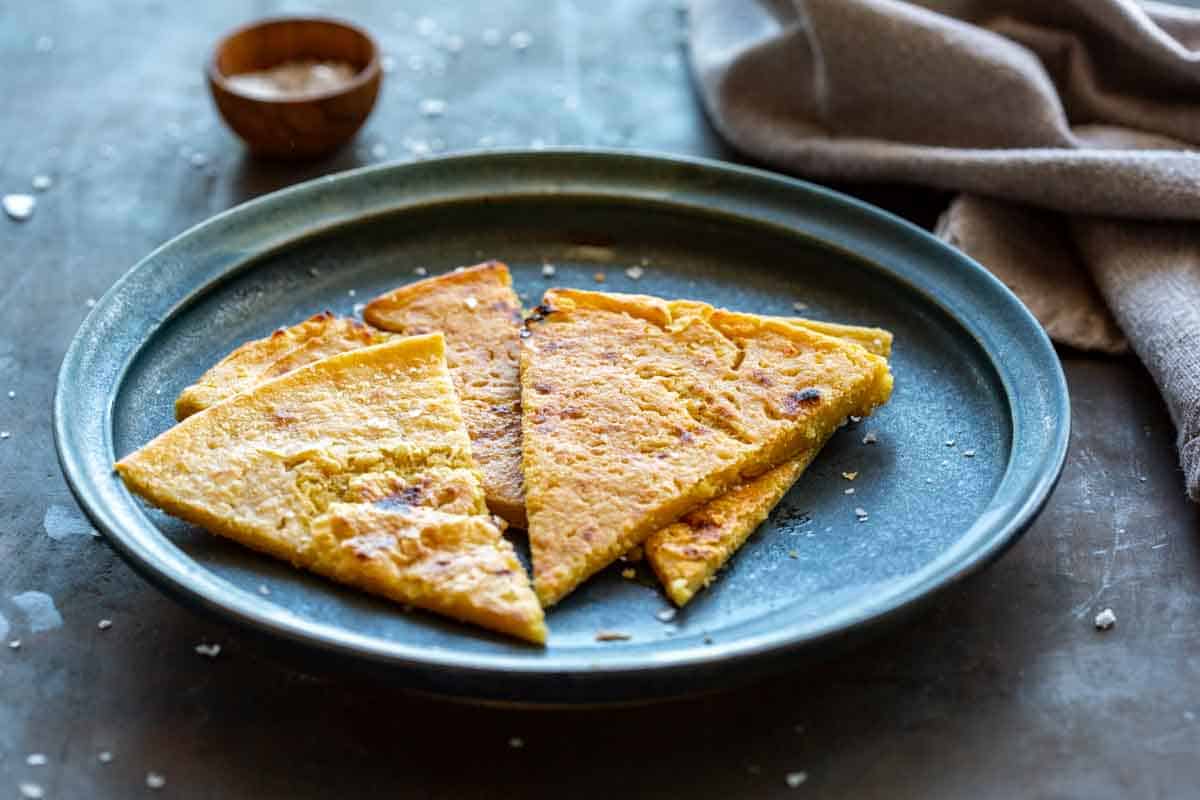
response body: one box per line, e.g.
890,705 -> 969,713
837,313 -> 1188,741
689,0 -> 1200,499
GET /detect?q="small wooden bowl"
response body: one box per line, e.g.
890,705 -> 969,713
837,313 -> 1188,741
208,17 -> 381,159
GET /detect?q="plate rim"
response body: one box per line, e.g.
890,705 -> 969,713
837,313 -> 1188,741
53,148 -> 1070,696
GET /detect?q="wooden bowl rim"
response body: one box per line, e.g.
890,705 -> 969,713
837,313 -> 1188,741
207,15 -> 381,105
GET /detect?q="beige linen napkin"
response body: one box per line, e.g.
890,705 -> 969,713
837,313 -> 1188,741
689,0 -> 1200,499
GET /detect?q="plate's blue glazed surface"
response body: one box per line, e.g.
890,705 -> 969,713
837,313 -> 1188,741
54,150 -> 1068,704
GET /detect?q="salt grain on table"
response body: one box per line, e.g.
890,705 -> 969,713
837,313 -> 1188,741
26,753 -> 47,766
1094,608 -> 1117,630
9,639 -> 21,649
862,431 -> 877,445
656,608 -> 677,622
146,772 -> 166,790
510,31 -> 533,50
419,98 -> 447,117
98,751 -> 113,763
785,771 -> 808,788
195,642 -> 222,658
31,175 -> 52,191
625,266 -> 644,280
3,193 -> 36,221
541,263 -> 556,277
414,266 -> 428,276
18,782 -> 45,799
98,619 -> 112,630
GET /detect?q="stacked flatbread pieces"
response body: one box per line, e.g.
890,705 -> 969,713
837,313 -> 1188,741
116,260 -> 892,643
117,331 -> 546,643
520,289 -> 893,605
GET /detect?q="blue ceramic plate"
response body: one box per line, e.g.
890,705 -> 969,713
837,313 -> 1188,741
54,150 -> 1068,704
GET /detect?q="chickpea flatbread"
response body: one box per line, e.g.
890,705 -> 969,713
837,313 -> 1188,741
364,262 -> 527,527
521,289 -> 893,606
117,333 -> 545,644
174,311 -> 388,420
644,322 -> 892,606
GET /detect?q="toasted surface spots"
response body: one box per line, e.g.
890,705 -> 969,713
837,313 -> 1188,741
521,289 -> 893,606
643,320 -> 890,605
117,334 -> 543,642
645,443 -> 820,606
365,262 -> 527,528
309,504 -> 546,644
174,311 -> 389,420
120,334 -> 485,562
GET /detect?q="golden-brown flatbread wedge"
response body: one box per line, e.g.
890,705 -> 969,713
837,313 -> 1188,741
174,311 -> 389,420
643,320 -> 891,606
364,262 -> 527,528
645,451 -> 820,606
310,504 -> 546,643
117,333 -> 544,644
521,289 -> 893,606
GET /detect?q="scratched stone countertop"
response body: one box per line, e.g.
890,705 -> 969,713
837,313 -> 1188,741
2,1 -> 1200,798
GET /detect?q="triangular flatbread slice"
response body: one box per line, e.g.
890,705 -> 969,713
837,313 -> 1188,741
364,262 -> 527,528
645,451 -> 820,606
175,311 -> 389,420
521,289 -> 893,606
644,323 -> 892,606
117,333 -> 545,643
310,504 -> 546,643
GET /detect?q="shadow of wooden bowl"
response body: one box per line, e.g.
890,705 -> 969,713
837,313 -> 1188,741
208,17 -> 381,160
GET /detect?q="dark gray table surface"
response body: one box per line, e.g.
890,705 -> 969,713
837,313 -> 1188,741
3,2 -> 1198,798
